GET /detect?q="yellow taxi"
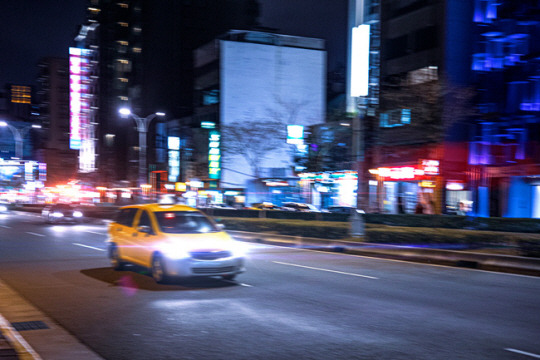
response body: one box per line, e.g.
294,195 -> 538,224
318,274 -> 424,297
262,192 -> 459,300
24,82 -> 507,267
107,203 -> 246,283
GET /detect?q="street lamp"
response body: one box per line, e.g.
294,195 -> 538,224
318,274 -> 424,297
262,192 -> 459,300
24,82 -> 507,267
0,121 -> 42,159
118,108 -> 165,186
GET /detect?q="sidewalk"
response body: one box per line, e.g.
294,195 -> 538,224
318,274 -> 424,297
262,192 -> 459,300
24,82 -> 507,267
0,279 -> 103,360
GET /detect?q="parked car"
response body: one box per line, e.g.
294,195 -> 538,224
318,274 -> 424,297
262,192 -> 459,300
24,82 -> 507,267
282,202 -> 320,212
107,203 -> 246,284
325,206 -> 365,214
42,204 -> 84,224
247,202 -> 282,210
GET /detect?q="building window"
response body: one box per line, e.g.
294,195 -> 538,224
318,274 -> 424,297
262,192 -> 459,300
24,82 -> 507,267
133,47 -> 142,53
380,109 -> 411,128
118,22 -> 128,27
118,2 -> 128,8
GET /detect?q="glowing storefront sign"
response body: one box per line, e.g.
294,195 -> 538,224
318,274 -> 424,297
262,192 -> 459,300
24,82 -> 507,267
371,160 -> 440,181
208,130 -> 221,179
421,159 -> 440,175
287,125 -> 304,145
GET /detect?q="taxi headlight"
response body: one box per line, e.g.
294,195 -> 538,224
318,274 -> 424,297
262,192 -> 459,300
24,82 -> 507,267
0,205 -> 7,212
159,243 -> 190,260
230,241 -> 248,257
52,212 -> 64,218
73,211 -> 83,218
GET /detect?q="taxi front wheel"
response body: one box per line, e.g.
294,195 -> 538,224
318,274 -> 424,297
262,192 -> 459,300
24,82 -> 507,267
151,253 -> 170,284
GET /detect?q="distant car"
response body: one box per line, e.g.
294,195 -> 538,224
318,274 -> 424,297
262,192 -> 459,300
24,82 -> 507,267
42,204 -> 84,224
206,203 -> 236,210
0,201 -> 9,213
247,202 -> 282,210
282,202 -> 320,212
326,206 -> 365,215
107,203 -> 246,283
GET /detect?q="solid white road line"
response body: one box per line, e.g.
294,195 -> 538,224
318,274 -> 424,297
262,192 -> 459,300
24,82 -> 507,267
0,225 -> 10,228
26,232 -> 45,237
273,261 -> 379,279
505,348 -> 540,358
73,243 -> 106,252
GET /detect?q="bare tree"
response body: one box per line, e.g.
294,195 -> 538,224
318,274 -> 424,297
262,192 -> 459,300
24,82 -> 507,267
221,119 -> 286,180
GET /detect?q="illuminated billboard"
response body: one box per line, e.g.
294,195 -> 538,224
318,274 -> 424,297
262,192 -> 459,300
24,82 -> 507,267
220,39 -> 325,188
208,130 -> 221,179
69,47 -> 96,172
350,24 -> 370,97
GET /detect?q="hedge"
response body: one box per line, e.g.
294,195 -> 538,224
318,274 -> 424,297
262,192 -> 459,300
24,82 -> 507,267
216,217 -> 540,256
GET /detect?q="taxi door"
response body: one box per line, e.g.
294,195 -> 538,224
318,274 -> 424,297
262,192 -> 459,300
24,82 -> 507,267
109,207 -> 138,261
131,209 -> 159,267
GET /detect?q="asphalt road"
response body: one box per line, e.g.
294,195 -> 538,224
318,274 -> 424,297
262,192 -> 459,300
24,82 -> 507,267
1,210 -> 540,360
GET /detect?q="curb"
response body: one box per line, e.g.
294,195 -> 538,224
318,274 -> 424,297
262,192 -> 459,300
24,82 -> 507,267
229,230 -> 540,277
0,314 -> 41,360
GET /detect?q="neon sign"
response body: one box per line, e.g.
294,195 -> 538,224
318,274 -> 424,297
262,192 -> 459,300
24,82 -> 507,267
208,130 -> 221,179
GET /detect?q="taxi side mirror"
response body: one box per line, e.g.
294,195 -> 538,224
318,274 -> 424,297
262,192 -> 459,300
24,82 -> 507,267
138,225 -> 153,234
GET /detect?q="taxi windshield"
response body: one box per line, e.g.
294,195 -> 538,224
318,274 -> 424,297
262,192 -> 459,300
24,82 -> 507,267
154,211 -> 220,234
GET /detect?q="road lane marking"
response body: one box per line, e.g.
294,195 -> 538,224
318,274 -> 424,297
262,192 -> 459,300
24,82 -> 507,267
26,232 -> 45,237
505,348 -> 540,358
222,280 -> 252,287
273,261 -> 378,279
0,225 -> 10,228
84,231 -> 106,236
73,243 -> 106,252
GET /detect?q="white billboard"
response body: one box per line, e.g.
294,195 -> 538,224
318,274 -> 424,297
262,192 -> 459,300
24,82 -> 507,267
220,40 -> 326,188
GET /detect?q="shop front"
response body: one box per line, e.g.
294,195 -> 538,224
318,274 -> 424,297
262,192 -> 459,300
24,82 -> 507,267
369,160 -> 442,214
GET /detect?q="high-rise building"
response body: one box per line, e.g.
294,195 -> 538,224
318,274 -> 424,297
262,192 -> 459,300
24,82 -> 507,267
75,0 -> 260,186
190,30 -> 327,205
36,57 -> 79,186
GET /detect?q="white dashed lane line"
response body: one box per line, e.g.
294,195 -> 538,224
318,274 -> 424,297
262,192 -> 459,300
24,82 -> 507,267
84,231 -> 107,236
26,232 -> 45,237
505,348 -> 540,359
273,261 -> 379,280
0,225 -> 10,228
73,243 -> 106,252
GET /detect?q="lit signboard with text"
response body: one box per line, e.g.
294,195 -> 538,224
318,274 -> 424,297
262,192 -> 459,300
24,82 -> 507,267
70,47 -> 97,171
350,24 -> 370,97
373,160 -> 440,181
208,130 -> 221,179
168,136 -> 180,182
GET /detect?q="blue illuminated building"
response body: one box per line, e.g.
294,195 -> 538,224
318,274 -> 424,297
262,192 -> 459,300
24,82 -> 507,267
468,0 -> 540,217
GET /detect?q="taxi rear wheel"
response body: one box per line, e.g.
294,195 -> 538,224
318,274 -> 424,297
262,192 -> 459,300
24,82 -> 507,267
109,244 -> 125,271
151,253 -> 170,284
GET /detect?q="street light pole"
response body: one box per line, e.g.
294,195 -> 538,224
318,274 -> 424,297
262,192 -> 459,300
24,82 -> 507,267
118,108 -> 165,186
0,121 -> 41,159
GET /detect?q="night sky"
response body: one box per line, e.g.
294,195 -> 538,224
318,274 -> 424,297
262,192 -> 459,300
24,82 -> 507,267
0,0 -> 347,87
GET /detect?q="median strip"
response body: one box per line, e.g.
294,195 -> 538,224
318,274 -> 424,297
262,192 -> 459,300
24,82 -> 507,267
273,261 -> 378,279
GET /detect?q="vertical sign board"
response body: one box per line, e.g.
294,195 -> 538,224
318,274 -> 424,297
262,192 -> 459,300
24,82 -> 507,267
69,48 -> 83,150
350,24 -> 370,97
208,130 -> 221,179
168,136 -> 180,182
70,47 -> 96,171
